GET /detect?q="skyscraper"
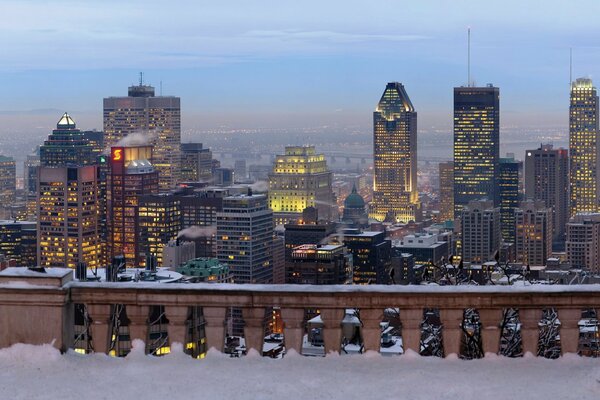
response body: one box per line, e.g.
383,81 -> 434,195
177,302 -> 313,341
438,161 -> 454,222
37,165 -> 100,269
453,85 -> 500,215
525,144 -> 569,244
566,213 -> 600,272
370,82 -> 420,223
107,145 -> 159,267
569,78 -> 599,216
515,200 -> 552,267
104,81 -> 181,190
39,113 -> 96,167
138,193 -> 182,267
216,193 -> 273,283
180,143 -> 213,183
498,156 -> 520,245
0,155 -> 16,207
268,146 -> 337,225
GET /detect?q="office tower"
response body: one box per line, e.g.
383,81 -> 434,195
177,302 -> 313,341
285,244 -> 351,284
24,154 -> 40,196
498,157 -> 520,244
138,193 -> 182,267
104,81 -> 181,190
37,165 -> 100,269
438,161 -> 454,222
212,167 -> 234,186
216,193 -> 273,283
515,200 -> 552,266
234,160 -> 247,182
107,145 -> 159,267
453,85 -> 500,214
566,213 -> 600,272
370,82 -> 420,223
0,220 -> 37,266
461,200 -> 501,263
81,130 -> 105,156
569,78 -> 600,216
343,229 -> 391,284
180,143 -> 213,182
525,144 -> 569,245
268,145 -> 337,225
342,185 -> 368,227
39,113 -> 96,167
0,155 -> 16,206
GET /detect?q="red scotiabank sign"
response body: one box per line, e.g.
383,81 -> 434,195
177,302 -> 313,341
111,147 -> 125,174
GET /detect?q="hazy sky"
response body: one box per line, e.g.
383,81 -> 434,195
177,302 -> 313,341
2,0 -> 600,131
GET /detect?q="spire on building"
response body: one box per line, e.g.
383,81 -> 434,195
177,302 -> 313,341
56,112 -> 76,129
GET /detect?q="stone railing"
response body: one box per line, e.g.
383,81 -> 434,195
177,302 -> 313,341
1,268 -> 599,357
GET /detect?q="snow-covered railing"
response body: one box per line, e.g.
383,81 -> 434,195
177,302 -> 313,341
1,267 -> 599,358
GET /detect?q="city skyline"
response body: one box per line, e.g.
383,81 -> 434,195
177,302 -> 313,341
2,1 -> 600,134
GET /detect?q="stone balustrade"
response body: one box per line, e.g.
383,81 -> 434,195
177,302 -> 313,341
0,270 -> 599,358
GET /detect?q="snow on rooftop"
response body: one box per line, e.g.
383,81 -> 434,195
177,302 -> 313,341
0,341 -> 598,400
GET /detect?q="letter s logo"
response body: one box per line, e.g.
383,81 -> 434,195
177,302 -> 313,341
113,149 -> 122,161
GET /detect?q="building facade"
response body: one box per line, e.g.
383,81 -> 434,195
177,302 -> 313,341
453,85 -> 500,214
343,229 -> 391,285
107,145 -> 159,267
438,161 -> 454,222
180,143 -> 213,183
138,194 -> 182,267
39,113 -> 96,167
514,200 -> 552,266
370,82 -> 420,223
569,78 -> 599,217
37,166 -> 100,269
286,244 -> 351,284
525,144 -> 569,244
268,146 -> 336,225
566,213 -> 600,272
216,194 -> 273,283
104,83 -> 181,190
498,157 -> 520,245
460,200 -> 501,264
0,155 -> 16,207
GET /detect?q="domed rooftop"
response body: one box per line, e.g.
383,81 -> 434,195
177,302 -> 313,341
344,185 -> 365,209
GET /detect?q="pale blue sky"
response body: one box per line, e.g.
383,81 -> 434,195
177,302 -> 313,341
1,0 -> 600,130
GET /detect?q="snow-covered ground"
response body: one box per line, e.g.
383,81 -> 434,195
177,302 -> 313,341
1,341 -> 598,400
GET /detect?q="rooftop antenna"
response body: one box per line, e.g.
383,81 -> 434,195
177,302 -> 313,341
139,71 -> 144,86
569,48 -> 573,87
467,27 -> 471,87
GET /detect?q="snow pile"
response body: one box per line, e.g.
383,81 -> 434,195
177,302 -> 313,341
0,341 -> 598,400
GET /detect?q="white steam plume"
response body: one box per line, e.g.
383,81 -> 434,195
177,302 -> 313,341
177,225 -> 217,239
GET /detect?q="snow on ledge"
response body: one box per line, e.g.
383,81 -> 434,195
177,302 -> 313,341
0,341 -> 598,400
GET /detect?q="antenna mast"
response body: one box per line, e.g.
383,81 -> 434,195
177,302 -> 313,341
569,48 -> 572,87
467,27 -> 471,87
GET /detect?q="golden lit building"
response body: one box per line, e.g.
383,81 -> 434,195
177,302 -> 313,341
104,82 -> 181,190
37,166 -> 100,269
370,82 -> 420,223
438,161 -> 454,222
515,200 -> 552,266
268,146 -> 337,225
569,78 -> 599,216
138,194 -> 181,266
0,155 -> 16,207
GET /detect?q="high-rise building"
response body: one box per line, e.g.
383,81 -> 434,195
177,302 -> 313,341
216,193 -> 273,283
343,229 -> 391,285
138,194 -> 182,267
460,200 -> 501,264
0,155 -> 16,207
370,82 -> 420,223
453,85 -> 500,214
107,145 -> 159,267
0,220 -> 37,266
498,157 -> 520,245
37,166 -> 100,269
569,78 -> 599,216
285,244 -> 351,284
284,209 -> 336,261
566,213 -> 600,272
39,113 -> 96,167
180,143 -> 213,183
24,154 -> 40,197
525,144 -> 569,245
268,146 -> 337,225
438,161 -> 454,222
515,200 -> 552,266
104,81 -> 181,190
